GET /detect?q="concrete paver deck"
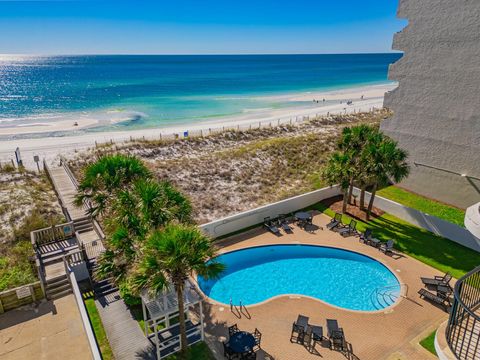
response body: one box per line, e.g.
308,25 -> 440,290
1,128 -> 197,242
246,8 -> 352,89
0,295 -> 92,360
203,212 -> 449,360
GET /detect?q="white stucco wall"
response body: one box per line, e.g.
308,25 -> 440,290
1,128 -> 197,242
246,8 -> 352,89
382,0 -> 480,209
200,186 -> 341,238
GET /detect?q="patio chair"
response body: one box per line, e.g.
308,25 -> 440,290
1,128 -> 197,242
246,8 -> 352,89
421,273 -> 452,288
263,217 -> 281,236
359,229 -> 372,243
327,213 -> 343,230
418,288 -> 452,311
278,214 -> 293,233
380,239 -> 395,254
242,351 -> 257,360
228,323 -> 240,337
339,220 -> 358,237
290,315 -> 309,344
327,319 -> 345,351
253,328 -> 262,351
222,341 -> 238,360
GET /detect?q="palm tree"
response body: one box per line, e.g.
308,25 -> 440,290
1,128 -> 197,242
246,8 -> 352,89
132,224 -> 225,357
75,154 -> 151,216
364,136 -> 410,219
322,151 -> 352,213
337,124 -> 378,205
99,178 -> 193,283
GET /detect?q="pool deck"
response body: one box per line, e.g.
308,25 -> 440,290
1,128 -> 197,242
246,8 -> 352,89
202,212 -> 448,360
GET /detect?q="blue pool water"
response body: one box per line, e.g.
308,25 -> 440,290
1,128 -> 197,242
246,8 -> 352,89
198,245 -> 400,311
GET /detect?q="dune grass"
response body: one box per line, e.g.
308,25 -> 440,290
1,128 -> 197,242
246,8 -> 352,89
377,186 -> 465,227
314,203 -> 480,279
84,298 -> 114,360
420,330 -> 437,356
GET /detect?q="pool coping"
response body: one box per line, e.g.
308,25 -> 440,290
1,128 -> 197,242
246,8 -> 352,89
194,242 -> 406,315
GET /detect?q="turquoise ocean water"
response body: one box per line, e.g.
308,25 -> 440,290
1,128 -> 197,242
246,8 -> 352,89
0,54 -> 400,135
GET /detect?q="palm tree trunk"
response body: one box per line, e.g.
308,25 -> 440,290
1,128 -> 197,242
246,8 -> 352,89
175,281 -> 188,358
347,179 -> 354,204
366,183 -> 377,221
360,186 -> 366,210
342,189 -> 348,213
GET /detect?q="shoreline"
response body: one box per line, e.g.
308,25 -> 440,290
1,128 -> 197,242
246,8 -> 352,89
0,82 -> 396,168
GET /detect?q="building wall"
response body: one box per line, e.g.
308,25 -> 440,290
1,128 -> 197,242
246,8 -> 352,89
382,0 -> 480,209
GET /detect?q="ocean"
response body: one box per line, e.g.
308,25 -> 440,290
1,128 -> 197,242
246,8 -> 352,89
0,54 -> 401,134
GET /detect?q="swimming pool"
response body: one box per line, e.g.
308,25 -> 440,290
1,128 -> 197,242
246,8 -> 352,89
198,245 -> 401,311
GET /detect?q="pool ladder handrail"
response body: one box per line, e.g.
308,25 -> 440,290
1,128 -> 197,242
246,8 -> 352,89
230,298 -> 250,319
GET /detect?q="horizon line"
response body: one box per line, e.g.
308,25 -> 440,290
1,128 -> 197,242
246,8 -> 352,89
0,51 -> 402,57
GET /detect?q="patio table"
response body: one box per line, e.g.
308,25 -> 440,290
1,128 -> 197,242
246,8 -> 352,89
370,238 -> 381,248
229,331 -> 256,354
295,212 -> 312,221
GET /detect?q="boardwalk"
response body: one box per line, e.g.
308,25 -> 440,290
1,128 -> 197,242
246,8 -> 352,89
46,164 -> 155,359
96,291 -> 154,360
48,165 -> 87,220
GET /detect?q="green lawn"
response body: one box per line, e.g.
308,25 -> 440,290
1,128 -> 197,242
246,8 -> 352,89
84,298 -> 114,360
165,342 -> 215,360
420,330 -> 437,356
314,204 -> 480,279
377,186 -> 466,227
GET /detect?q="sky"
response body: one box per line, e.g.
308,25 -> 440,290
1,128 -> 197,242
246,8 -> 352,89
0,0 -> 406,55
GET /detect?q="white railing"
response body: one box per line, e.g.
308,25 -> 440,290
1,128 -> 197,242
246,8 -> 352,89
69,271 -> 102,360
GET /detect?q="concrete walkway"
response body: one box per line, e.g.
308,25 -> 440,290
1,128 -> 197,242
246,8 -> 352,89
0,295 -> 92,360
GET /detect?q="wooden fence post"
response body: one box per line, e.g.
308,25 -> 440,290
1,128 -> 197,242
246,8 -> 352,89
0,298 -> 4,314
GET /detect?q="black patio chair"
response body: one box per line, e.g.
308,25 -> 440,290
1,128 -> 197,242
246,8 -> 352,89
278,214 -> 293,233
253,328 -> 262,351
380,239 -> 395,254
326,212 -> 342,230
327,319 -> 345,351
418,288 -> 452,311
421,272 -> 452,288
222,341 -> 238,359
263,217 -> 281,236
338,219 -> 358,237
242,351 -> 256,360
359,229 -> 372,243
228,323 -> 240,337
290,315 -> 309,344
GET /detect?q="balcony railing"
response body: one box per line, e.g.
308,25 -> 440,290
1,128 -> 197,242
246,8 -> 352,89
446,266 -> 480,359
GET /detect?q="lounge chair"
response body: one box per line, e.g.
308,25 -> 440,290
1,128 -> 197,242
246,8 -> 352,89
326,213 -> 342,230
327,319 -> 345,351
338,220 -> 358,237
421,273 -> 452,288
228,323 -> 240,337
359,229 -> 372,243
263,217 -> 281,236
290,315 -> 309,344
380,239 -> 395,254
278,214 -> 293,233
418,288 -> 452,311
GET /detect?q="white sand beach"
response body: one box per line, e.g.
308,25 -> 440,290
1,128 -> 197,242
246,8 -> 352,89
0,83 -> 396,169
